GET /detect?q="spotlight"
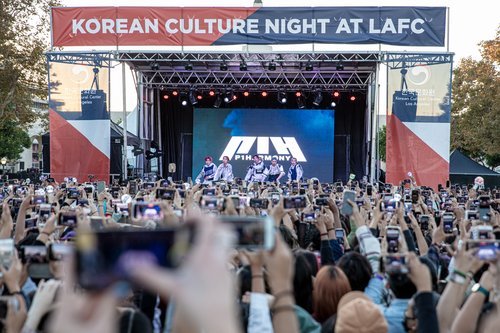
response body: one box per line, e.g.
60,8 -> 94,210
150,62 -> 159,71
331,101 -> 336,107
162,94 -> 169,100
278,90 -> 287,104
261,91 -> 268,97
180,92 -> 188,106
305,62 -> 313,71
295,91 -> 302,97
214,95 -> 222,108
268,62 -> 277,71
243,91 -> 250,97
185,62 -> 193,70
232,94 -> 238,101
239,62 -> 247,71
297,96 -> 305,109
209,90 -> 215,96
172,90 -> 178,96
350,95 -> 356,101
197,94 -> 203,100
220,62 -> 228,71
189,90 -> 198,105
336,62 -> 344,71
223,96 -> 230,103
333,91 -> 340,98
312,90 -> 323,106
181,100 -> 188,106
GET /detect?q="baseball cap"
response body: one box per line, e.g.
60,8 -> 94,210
335,291 -> 388,333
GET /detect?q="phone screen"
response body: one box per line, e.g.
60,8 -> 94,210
341,190 -> 356,215
219,216 -> 274,250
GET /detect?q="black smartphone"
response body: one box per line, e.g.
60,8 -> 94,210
411,190 -> 419,204
283,196 -> 307,209
335,228 -> 345,244
75,227 -> 195,290
366,184 -> 373,196
67,188 -> 80,200
419,215 -> 430,231
31,195 -> 46,205
386,227 -> 400,253
156,188 -> 176,200
132,202 -> 163,220
249,198 -> 269,209
442,213 -> 454,234
58,211 -> 78,227
20,245 -> 48,264
315,197 -> 329,206
202,188 -> 216,196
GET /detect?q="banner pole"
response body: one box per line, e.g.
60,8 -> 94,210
122,62 -> 128,180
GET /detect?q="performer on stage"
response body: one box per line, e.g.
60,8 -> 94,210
266,156 -> 285,183
195,156 -> 217,184
244,155 -> 267,183
287,157 -> 304,182
214,156 -> 234,182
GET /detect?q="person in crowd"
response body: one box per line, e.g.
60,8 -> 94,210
288,157 -> 304,182
244,155 -> 267,183
214,156 -> 234,182
266,156 -> 285,183
312,265 -> 351,323
195,156 -> 217,184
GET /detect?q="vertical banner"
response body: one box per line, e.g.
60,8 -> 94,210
49,62 -> 110,183
386,58 -> 452,190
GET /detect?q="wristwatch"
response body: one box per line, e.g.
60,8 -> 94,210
471,283 -> 490,298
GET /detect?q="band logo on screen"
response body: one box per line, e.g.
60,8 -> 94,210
220,136 -> 307,162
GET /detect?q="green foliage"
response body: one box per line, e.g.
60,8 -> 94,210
0,0 -> 59,125
451,27 -> 500,169
378,125 -> 386,162
0,119 -> 31,160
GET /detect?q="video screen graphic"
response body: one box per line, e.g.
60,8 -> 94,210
193,108 -> 335,182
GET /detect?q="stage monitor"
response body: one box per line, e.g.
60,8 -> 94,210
193,108 -> 335,182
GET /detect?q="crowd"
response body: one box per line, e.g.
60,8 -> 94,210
0,172 -> 499,333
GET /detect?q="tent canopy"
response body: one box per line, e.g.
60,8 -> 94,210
450,150 -> 500,176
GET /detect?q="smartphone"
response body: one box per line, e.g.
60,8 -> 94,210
0,239 -> 14,273
478,196 -> 491,222
442,212 -> 455,234
301,212 -> 316,222
75,227 -> 195,290
411,190 -> 419,204
341,190 -> 356,216
20,245 -> 48,264
335,228 -> 345,244
418,215 -> 430,231
89,216 -> 106,231
202,188 -> 216,196
466,240 -> 499,261
132,202 -> 163,221
156,188 -> 176,200
67,188 -> 80,200
58,211 -> 78,227
366,184 -> 373,196
219,216 -> 275,250
111,186 -> 121,199
465,210 -> 479,221
386,226 -> 400,254
0,297 -> 19,320
48,243 -> 74,261
31,195 -> 46,205
96,181 -> 106,194
315,197 -> 329,206
269,192 -> 280,205
129,181 -> 138,196
114,203 -> 130,217
283,196 -> 307,209
384,255 -> 408,275
249,198 -> 269,209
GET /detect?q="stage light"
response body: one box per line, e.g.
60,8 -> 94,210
209,90 -> 215,96
172,90 -> 178,96
150,62 -> 159,71
180,92 -> 188,106
331,101 -> 336,107
197,94 -> 203,100
243,91 -> 250,97
181,100 -> 188,106
223,96 -> 230,103
297,96 -> 305,109
261,91 -> 268,97
162,94 -> 169,100
214,95 -> 222,108
295,91 -> 302,97
312,90 -> 323,106
305,62 -> 313,71
333,91 -> 340,98
240,62 -> 247,71
185,62 -> 193,70
220,62 -> 228,71
268,62 -> 277,71
232,94 -> 238,100
189,90 -> 198,105
336,62 -> 344,71
278,90 -> 287,104
350,95 -> 356,101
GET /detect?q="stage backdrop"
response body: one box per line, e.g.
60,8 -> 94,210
193,109 -> 335,182
386,59 -> 452,190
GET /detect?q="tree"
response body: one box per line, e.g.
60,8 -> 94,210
450,27 -> 500,169
0,0 -> 58,126
0,120 -> 31,160
378,125 -> 386,162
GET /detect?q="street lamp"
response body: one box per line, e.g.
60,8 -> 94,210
1,157 -> 6,175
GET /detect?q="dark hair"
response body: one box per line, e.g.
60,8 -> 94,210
118,308 -> 153,333
252,154 -> 260,159
293,249 -> 315,313
204,156 -> 212,161
279,224 -> 299,249
388,273 -> 417,299
419,256 -> 438,291
337,252 -> 373,291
